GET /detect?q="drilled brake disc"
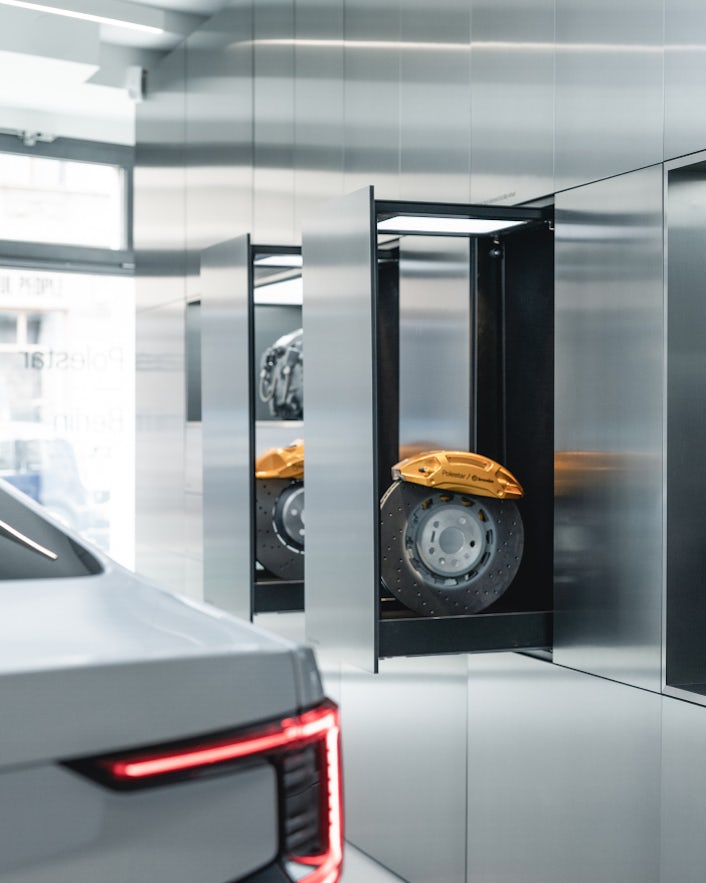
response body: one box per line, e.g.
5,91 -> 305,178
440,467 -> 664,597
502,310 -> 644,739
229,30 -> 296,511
380,480 -> 523,616
256,478 -> 304,581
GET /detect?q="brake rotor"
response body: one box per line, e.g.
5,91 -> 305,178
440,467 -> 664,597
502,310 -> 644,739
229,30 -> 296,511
380,480 -> 523,616
256,478 -> 304,581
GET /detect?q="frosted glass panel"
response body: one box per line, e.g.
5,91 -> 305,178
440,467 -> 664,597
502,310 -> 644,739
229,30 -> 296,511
0,153 -> 125,250
0,268 -> 135,566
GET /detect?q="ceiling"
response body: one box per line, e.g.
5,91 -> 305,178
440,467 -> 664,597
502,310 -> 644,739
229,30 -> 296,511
0,0 -> 229,146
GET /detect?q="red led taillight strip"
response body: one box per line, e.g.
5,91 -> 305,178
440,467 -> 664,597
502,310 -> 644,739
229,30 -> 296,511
95,700 -> 343,883
289,714 -> 344,883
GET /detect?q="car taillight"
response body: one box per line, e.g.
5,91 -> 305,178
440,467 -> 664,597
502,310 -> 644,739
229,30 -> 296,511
279,704 -> 344,883
65,700 -> 343,883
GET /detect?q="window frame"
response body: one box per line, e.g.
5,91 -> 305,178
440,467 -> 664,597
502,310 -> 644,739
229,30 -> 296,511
0,133 -> 134,276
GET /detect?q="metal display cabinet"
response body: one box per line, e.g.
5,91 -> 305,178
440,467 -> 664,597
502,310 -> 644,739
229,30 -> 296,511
665,151 -> 706,705
202,236 -> 304,619
303,186 -> 554,672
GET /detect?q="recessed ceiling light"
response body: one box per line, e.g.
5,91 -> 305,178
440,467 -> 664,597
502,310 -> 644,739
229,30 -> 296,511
254,277 -> 303,306
253,254 -> 303,268
0,0 -> 164,35
377,215 -> 528,236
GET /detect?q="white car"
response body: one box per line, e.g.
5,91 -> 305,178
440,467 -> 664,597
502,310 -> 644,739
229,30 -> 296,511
0,479 -> 342,883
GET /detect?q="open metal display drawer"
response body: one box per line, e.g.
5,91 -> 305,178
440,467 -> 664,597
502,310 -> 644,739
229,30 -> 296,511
302,186 -> 554,672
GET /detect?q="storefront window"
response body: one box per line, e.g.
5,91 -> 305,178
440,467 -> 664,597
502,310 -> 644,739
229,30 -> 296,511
0,268 -> 135,566
0,153 -> 125,250
0,313 -> 17,342
0,138 -> 134,568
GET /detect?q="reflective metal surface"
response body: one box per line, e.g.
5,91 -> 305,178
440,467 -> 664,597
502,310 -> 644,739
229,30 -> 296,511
302,186 -> 377,671
201,235 -> 252,619
292,0 -> 344,237
341,655 -> 469,883
554,166 -> 664,691
186,2 -> 254,299
399,0 -> 470,203
134,46 -> 188,594
665,157 -> 706,695
664,1 -> 706,161
134,301 -> 188,594
555,0 -> 664,193
184,422 -> 203,603
254,0 -> 295,244
467,652 -> 661,883
661,694 -> 706,883
470,0 -> 554,205
343,1 -> 400,200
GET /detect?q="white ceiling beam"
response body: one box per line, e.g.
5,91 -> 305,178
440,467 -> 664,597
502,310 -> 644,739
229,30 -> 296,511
0,8 -> 99,76
0,0 -> 203,36
87,42 -> 160,88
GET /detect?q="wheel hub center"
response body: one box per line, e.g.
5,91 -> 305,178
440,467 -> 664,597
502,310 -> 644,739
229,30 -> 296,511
439,526 -> 464,554
413,502 -> 485,578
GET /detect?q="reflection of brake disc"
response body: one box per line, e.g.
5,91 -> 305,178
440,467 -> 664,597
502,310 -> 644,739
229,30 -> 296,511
256,478 -> 304,581
380,451 -> 524,616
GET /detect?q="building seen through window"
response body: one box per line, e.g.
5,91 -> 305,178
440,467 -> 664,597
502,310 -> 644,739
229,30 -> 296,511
0,143 -> 135,567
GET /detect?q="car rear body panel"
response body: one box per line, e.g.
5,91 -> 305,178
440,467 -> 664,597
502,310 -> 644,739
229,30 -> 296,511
0,761 -> 278,882
0,570 -> 324,767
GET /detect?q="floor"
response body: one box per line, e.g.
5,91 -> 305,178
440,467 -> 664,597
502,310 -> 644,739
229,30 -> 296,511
340,843 -> 407,883
253,615 -> 406,882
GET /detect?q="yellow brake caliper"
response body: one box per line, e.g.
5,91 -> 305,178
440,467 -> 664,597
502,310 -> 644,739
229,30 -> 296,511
391,449 -> 523,500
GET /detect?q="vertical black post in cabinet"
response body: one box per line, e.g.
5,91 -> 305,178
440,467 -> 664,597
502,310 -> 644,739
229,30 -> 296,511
303,186 -> 554,672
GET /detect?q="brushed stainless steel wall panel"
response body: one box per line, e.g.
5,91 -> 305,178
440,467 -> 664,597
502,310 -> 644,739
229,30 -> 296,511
254,0 -> 296,244
201,235 -> 252,619
135,47 -> 187,592
185,421 -> 203,602
135,46 -> 186,313
661,694 -> 706,882
467,652 -> 661,883
399,0 -> 471,202
343,0 -> 401,200
341,655 -> 469,883
186,1 -> 254,301
470,0 -> 554,205
184,490 -> 204,603
293,0 -> 344,237
398,237 -> 471,453
554,166 -> 664,691
302,187 -> 377,671
664,2 -> 706,161
555,0 -> 664,193
134,300 -> 187,594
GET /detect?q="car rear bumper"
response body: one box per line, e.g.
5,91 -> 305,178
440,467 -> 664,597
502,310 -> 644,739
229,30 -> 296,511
0,761 -> 279,882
